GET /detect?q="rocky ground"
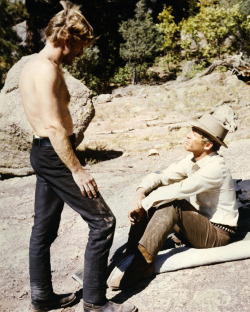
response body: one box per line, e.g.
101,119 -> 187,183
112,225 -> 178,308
0,72 -> 250,311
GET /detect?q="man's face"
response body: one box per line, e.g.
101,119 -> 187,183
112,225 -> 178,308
185,127 -> 207,154
62,39 -> 84,65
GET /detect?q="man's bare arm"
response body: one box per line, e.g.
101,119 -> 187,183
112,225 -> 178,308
35,61 -> 98,198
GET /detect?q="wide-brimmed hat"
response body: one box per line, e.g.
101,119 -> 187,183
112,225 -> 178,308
190,112 -> 229,148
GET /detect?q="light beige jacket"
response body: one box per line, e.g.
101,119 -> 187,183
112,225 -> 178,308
139,152 -> 239,227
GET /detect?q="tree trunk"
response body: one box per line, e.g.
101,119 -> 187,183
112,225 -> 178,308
132,64 -> 137,85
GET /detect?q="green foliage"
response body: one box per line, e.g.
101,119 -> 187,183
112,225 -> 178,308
183,62 -> 207,79
2,0 -> 248,91
180,3 -> 250,61
217,65 -> 228,72
198,0 -> 220,7
157,5 -> 180,71
119,0 -> 164,84
71,0 -> 138,89
153,55 -> 181,79
239,0 -> 250,17
0,0 -> 28,88
184,0 -> 220,16
186,0 -> 200,16
219,0 -> 243,7
111,62 -> 153,86
65,46 -> 104,95
111,65 -> 133,86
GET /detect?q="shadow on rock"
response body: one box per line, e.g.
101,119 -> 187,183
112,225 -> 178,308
76,148 -> 123,165
108,274 -> 156,305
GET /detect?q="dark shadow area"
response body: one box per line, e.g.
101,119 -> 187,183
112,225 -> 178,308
0,172 -> 34,181
74,288 -> 83,305
0,148 -> 123,181
66,292 -> 81,310
109,274 -> 156,304
107,243 -> 128,277
233,179 -> 250,241
76,148 -> 123,166
74,278 -> 156,307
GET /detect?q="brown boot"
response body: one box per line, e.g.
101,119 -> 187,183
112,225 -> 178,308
83,300 -> 137,312
31,292 -> 76,311
108,251 -> 154,290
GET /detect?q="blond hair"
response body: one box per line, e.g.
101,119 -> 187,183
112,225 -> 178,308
45,1 -> 94,47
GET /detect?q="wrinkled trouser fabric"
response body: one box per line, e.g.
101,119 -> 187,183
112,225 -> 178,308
29,142 -> 116,304
127,200 -> 231,263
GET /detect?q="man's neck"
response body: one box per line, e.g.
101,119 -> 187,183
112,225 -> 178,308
39,41 -> 63,66
193,150 -> 212,162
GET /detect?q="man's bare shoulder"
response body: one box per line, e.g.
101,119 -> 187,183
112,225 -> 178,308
20,55 -> 60,83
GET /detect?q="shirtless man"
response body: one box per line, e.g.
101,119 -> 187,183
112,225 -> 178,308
19,3 -> 136,312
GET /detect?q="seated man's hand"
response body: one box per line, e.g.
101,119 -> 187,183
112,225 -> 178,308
129,188 -> 146,225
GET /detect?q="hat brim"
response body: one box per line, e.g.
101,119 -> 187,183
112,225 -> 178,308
190,119 -> 228,148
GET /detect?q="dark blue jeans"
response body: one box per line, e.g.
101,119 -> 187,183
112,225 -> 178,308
29,137 -> 116,304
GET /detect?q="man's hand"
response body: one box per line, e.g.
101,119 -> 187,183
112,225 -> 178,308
129,188 -> 146,225
72,168 -> 98,198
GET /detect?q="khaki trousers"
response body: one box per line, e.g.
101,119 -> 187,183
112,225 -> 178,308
127,200 -> 231,263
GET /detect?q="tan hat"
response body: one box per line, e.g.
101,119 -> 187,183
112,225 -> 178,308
190,112 -> 229,148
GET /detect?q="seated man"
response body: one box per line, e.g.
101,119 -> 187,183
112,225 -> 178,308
109,112 -> 239,290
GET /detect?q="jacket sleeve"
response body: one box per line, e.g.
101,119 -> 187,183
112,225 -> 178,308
138,155 -> 190,194
141,162 -> 223,210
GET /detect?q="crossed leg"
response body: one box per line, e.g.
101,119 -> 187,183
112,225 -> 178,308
108,200 -> 230,290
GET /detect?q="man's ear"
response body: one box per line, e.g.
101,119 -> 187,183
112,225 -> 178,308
204,141 -> 213,151
65,38 -> 71,48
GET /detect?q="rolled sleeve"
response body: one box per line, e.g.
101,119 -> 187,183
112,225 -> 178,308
142,165 -> 223,210
138,155 -> 190,194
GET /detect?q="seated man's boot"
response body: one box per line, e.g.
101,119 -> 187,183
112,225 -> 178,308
31,292 -> 76,311
83,300 -> 137,312
108,250 -> 154,290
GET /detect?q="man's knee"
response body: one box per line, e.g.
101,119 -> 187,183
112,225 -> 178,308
88,214 -> 115,250
155,202 -> 179,224
100,213 -> 116,236
30,225 -> 58,250
107,213 -> 116,231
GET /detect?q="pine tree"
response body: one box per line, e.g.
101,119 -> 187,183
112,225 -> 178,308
119,0 -> 163,84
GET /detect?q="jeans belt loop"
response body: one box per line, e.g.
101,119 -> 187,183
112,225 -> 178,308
33,134 -> 76,148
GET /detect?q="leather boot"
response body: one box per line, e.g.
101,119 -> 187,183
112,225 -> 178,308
83,300 -> 137,312
31,292 -> 76,311
108,251 -> 154,290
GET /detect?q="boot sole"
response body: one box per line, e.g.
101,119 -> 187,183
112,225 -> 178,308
110,265 -> 154,290
31,293 -> 76,311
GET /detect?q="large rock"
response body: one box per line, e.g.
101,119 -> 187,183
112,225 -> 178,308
0,54 -> 95,177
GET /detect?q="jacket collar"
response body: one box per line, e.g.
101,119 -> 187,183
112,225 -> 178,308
192,152 -> 218,168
